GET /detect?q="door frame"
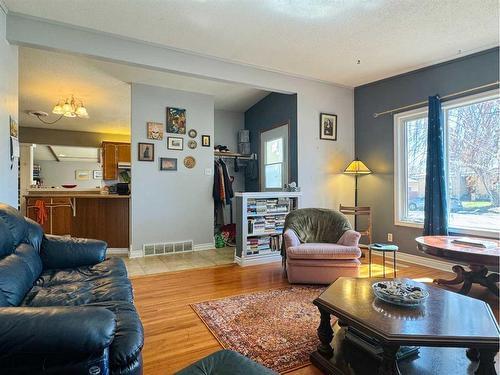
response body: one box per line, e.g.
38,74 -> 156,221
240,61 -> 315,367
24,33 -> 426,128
258,121 -> 291,191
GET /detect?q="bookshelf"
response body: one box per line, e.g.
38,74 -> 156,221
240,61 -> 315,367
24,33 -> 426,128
234,192 -> 301,266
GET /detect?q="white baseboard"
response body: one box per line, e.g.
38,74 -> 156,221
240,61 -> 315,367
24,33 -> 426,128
371,251 -> 454,273
128,248 -> 144,258
235,254 -> 282,267
194,242 -> 216,251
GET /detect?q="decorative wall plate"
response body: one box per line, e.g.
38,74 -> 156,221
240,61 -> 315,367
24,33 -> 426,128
188,129 -> 197,138
184,156 -> 196,169
188,140 -> 197,149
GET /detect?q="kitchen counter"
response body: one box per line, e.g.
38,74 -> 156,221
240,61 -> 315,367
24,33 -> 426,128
25,193 -> 130,199
25,194 -> 130,248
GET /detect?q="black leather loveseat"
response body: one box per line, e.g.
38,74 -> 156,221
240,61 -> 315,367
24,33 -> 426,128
0,203 -> 144,375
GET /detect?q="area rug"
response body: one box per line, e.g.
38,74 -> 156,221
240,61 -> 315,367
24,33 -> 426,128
191,286 -> 328,373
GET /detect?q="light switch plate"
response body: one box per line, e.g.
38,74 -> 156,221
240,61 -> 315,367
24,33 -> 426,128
205,168 -> 213,176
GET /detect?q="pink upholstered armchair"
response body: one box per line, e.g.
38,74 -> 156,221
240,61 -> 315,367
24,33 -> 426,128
282,208 -> 362,284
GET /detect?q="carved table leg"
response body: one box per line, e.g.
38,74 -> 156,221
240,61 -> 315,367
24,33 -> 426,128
435,265 -> 500,296
475,349 -> 498,375
378,345 -> 401,375
482,273 -> 500,296
434,265 -> 465,286
466,348 -> 480,362
316,308 -> 334,359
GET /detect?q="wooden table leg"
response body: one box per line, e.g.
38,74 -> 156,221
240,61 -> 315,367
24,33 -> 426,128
435,264 -> 499,296
316,307 -> 334,359
378,345 -> 401,375
435,265 -> 466,286
475,349 -> 498,375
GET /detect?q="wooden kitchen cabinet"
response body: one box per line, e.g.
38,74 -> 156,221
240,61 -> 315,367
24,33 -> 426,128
102,142 -> 130,180
116,143 -> 131,163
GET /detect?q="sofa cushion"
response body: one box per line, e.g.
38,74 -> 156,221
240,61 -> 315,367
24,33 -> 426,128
86,301 -> 144,371
175,350 -> 277,375
0,220 -> 15,258
287,243 -> 361,260
23,275 -> 133,307
0,244 -> 42,307
0,204 -> 28,247
36,257 -> 128,287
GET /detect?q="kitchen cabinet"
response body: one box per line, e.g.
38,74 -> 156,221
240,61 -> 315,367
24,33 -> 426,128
102,142 -> 130,180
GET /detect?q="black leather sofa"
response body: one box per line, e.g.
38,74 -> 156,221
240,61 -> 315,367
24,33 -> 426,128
0,203 -> 144,375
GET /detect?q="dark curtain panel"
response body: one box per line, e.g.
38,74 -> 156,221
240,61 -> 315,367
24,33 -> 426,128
423,95 -> 448,235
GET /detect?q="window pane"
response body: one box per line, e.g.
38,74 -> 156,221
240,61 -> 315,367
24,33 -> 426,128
266,138 -> 283,164
404,117 -> 428,223
447,97 -> 500,232
265,163 -> 282,188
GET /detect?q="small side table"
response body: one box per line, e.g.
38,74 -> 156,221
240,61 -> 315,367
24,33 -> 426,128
369,243 -> 398,278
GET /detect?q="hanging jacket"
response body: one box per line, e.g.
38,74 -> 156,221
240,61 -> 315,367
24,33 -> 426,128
219,159 -> 234,204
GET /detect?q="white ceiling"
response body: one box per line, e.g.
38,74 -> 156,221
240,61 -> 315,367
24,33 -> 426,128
34,145 -> 100,162
6,0 -> 499,86
19,47 -> 269,134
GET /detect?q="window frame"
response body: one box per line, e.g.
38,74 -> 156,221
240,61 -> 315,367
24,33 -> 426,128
394,89 -> 500,237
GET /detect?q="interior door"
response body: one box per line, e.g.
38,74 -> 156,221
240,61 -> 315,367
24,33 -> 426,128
260,124 -> 289,191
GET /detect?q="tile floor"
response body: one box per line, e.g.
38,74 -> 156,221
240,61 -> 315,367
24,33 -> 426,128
123,247 -> 235,276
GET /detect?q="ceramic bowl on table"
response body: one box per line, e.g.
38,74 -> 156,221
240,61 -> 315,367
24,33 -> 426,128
372,280 -> 429,307
61,184 -> 77,189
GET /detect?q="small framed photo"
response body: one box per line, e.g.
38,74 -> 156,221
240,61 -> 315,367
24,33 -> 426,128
320,113 -> 337,141
166,107 -> 186,134
167,137 -> 184,150
201,135 -> 211,147
160,157 -> 177,171
75,170 -> 90,180
147,122 -> 163,140
93,170 -> 103,179
138,142 -> 154,161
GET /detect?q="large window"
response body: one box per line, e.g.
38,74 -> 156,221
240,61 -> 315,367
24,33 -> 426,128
395,90 -> 499,236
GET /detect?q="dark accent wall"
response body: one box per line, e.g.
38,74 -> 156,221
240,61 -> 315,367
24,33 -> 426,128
354,47 -> 499,256
244,92 -> 298,191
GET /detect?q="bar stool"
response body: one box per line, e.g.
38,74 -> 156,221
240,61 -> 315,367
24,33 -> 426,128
368,243 -> 399,278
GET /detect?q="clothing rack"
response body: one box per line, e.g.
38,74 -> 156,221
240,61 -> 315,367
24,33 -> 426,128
214,151 -> 257,160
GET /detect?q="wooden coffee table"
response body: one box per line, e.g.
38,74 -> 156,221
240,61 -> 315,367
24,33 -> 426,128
310,277 -> 499,375
416,236 -> 500,295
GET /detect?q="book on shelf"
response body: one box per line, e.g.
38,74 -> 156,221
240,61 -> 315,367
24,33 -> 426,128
246,198 -> 290,215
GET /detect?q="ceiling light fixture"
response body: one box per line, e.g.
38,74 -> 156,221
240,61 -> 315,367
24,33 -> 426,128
30,96 -> 89,125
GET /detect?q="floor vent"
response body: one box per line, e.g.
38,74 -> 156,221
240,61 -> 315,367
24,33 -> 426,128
143,240 -> 194,256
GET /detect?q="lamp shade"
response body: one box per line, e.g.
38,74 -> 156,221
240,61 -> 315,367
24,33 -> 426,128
344,159 -> 372,175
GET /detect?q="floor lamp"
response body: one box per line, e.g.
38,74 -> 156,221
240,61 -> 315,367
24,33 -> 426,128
343,158 -> 372,230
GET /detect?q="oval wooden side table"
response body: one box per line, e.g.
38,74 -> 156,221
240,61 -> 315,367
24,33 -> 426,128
416,235 -> 499,296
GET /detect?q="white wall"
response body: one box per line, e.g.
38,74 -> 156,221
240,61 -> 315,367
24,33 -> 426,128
0,8 -> 18,207
7,15 -> 356,249
131,83 -> 215,251
36,160 -> 102,188
214,109 -> 245,222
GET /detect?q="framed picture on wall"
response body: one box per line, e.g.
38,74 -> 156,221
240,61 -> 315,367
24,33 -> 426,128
320,113 -> 337,141
201,135 -> 211,147
138,142 -> 155,161
147,122 -> 164,140
167,137 -> 184,150
166,107 -> 186,134
160,157 -> 177,171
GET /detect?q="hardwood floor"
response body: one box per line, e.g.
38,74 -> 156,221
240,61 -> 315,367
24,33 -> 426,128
131,256 -> 498,375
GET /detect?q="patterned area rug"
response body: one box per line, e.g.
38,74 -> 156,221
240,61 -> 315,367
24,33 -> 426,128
191,286 -> 328,373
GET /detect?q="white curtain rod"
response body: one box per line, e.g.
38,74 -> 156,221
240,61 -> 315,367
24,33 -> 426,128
372,81 -> 500,118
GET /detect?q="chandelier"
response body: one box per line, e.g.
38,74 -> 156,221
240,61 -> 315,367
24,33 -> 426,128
30,96 -> 89,125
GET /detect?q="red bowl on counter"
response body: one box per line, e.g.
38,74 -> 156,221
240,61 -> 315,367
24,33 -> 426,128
61,184 -> 77,189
